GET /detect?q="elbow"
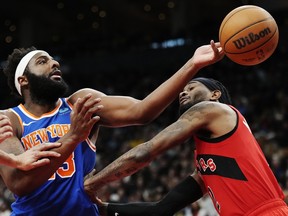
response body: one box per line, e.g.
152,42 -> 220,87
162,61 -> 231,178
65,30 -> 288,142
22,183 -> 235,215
6,182 -> 23,197
133,115 -> 153,125
133,144 -> 153,166
140,119 -> 153,125
0,168 -> 38,197
6,180 -> 32,197
3,173 -> 36,197
133,109 -> 158,125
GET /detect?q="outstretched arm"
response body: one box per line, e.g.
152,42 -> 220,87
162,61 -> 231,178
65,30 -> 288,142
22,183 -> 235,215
71,40 -> 224,127
97,171 -> 205,216
84,101 -> 222,194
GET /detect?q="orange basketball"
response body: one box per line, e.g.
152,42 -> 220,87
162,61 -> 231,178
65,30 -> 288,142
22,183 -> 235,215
219,5 -> 279,66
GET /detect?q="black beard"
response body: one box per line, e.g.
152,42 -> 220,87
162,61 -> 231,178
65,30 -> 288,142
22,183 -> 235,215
179,98 -> 217,117
26,72 -> 69,105
178,100 -> 201,116
179,101 -> 193,116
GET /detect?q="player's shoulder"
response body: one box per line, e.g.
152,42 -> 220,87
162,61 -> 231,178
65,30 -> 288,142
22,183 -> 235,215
194,101 -> 227,110
186,101 -> 234,117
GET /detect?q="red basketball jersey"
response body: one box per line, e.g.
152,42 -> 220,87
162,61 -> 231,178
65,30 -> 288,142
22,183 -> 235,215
194,106 -> 285,215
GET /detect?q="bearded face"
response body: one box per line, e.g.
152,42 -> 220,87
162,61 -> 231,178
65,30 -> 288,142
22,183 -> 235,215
25,71 -> 69,105
179,99 -> 202,116
178,86 -> 211,116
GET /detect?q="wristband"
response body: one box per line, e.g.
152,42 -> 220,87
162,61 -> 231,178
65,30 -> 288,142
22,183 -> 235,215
106,175 -> 203,216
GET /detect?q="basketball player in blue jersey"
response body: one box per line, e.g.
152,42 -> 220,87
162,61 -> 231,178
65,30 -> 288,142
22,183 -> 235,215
0,113 -> 61,170
0,40 -> 224,215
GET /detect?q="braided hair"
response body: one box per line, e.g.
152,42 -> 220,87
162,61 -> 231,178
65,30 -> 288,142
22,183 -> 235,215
192,77 -> 232,104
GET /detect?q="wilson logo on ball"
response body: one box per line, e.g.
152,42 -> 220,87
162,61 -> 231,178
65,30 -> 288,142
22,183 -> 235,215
233,27 -> 272,49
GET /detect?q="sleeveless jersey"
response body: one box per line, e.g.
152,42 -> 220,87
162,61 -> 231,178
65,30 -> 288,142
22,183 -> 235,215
9,98 -> 99,216
194,106 -> 285,216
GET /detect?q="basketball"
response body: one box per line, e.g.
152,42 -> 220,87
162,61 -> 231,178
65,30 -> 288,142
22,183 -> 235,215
219,5 -> 279,66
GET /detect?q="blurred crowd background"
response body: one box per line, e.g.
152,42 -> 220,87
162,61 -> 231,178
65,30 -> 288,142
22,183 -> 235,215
0,0 -> 288,215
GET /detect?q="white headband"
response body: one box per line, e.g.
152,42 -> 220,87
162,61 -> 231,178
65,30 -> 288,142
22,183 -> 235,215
14,50 -> 47,95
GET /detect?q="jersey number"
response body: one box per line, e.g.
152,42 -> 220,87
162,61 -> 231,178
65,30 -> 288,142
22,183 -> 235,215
49,153 -> 76,180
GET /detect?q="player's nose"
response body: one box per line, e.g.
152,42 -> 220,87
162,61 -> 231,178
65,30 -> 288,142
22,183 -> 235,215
179,91 -> 187,98
51,59 -> 60,69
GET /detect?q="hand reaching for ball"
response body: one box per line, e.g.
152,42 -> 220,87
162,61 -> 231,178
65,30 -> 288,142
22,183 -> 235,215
191,40 -> 225,70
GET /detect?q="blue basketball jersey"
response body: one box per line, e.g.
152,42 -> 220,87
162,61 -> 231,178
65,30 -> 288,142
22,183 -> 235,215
10,98 -> 99,216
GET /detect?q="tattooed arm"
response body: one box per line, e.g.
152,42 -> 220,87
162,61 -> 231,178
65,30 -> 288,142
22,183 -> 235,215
84,101 -> 233,195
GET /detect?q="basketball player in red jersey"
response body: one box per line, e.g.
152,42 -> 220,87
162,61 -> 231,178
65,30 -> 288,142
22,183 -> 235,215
85,77 -> 288,216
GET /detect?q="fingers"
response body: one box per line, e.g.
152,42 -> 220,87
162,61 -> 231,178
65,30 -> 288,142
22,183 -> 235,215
0,115 -> 12,129
210,40 -> 219,52
26,142 -> 61,159
210,39 -> 215,46
34,142 -> 62,151
0,115 -> 13,142
211,40 -> 224,52
82,99 -> 103,120
0,114 -> 9,121
73,94 -> 93,114
69,94 -> 103,142
0,129 -> 13,142
36,150 -> 61,158
17,143 -> 62,170
73,94 -> 103,121
95,196 -> 104,203
76,96 -> 103,128
210,40 -> 225,59
33,143 -> 61,157
74,94 -> 102,115
30,158 -> 51,169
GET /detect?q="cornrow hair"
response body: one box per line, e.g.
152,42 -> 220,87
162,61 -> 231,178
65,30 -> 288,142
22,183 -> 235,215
192,77 -> 232,104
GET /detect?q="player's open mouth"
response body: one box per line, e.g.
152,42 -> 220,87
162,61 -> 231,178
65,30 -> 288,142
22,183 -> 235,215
49,70 -> 62,81
179,97 -> 189,105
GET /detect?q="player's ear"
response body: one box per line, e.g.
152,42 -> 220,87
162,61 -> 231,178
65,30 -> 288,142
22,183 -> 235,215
18,75 -> 29,90
211,90 -> 221,101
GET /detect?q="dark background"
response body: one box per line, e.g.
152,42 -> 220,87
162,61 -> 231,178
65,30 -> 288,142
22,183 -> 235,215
1,0 -> 288,108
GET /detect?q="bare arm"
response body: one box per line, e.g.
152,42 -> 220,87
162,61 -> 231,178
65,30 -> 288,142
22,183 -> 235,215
0,94 -> 102,196
0,113 -> 62,170
71,41 -> 225,127
84,101 -> 229,193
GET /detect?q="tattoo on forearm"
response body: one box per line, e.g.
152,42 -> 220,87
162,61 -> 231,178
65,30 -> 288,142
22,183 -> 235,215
87,103 -> 216,188
114,166 -> 137,177
133,142 -> 152,163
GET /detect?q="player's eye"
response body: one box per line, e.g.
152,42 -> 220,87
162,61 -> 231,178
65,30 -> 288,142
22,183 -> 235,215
37,59 -> 46,64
